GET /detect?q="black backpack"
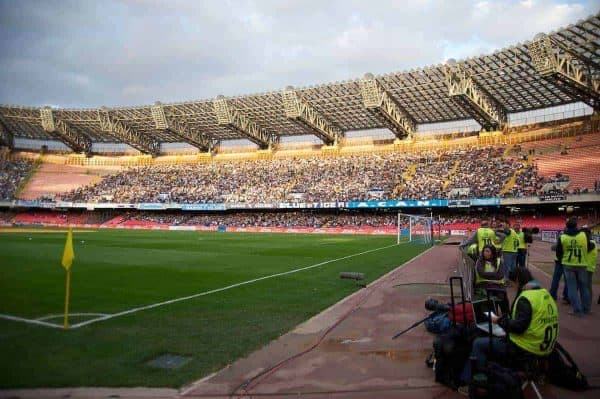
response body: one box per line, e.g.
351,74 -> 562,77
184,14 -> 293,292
546,342 -> 589,391
431,277 -> 477,389
433,325 -> 474,389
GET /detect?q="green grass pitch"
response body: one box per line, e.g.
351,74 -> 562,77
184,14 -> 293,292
0,228 -> 428,388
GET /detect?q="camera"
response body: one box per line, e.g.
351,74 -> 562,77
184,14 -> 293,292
425,298 -> 450,313
522,227 -> 540,235
521,227 -> 539,244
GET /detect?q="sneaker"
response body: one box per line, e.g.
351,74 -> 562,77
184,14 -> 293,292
457,385 -> 469,396
568,310 -> 584,318
562,298 -> 571,305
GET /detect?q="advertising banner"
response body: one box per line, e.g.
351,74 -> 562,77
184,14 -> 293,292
346,199 -> 447,208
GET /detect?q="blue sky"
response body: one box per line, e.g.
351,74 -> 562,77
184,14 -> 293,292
0,0 -> 597,108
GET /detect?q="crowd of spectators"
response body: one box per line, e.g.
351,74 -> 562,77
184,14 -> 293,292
0,159 -> 34,200
62,146 -> 527,204
120,211 -> 399,228
447,147 -> 518,198
116,211 -> 521,230
506,169 -> 575,198
0,210 -> 14,223
504,164 -> 545,198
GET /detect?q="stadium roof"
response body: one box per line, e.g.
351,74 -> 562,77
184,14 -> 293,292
0,13 -> 598,154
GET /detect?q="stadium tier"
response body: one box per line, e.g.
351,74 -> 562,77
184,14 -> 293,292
1,128 -> 600,205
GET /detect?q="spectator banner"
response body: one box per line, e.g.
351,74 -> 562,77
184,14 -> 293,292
470,198 -> 500,206
72,202 -> 92,208
539,193 -> 567,202
55,201 -> 74,208
346,199 -> 447,208
181,203 -> 226,211
228,203 -> 276,209
114,203 -> 137,209
94,203 -> 119,209
15,200 -> 40,207
277,202 -> 345,209
137,203 -> 167,210
448,199 -> 471,208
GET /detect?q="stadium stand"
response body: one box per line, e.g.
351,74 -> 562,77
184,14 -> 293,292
17,162 -> 111,200
536,147 -> 600,193
56,134 -> 600,204
0,158 -> 35,200
12,211 -> 87,226
3,209 -> 597,235
58,146 -> 526,203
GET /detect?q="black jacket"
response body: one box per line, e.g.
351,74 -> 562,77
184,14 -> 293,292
497,288 -> 536,334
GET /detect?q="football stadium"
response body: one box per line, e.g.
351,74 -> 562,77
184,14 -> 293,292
1,4 -> 600,399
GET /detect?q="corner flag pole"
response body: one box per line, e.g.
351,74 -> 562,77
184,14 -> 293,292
61,228 -> 75,330
64,268 -> 71,329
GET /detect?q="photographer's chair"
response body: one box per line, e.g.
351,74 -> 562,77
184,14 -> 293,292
509,349 -> 546,399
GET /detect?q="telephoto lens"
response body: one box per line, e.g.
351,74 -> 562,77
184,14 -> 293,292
425,298 -> 451,312
425,298 -> 440,311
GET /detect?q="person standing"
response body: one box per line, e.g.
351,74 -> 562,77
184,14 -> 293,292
549,242 -> 569,304
556,218 -> 592,317
515,224 -> 527,269
582,228 -> 597,314
501,223 -> 520,282
460,220 -> 501,257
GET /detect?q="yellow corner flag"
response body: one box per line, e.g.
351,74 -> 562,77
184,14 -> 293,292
61,228 -> 74,329
61,228 -> 75,270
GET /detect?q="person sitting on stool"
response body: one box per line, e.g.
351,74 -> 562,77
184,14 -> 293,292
473,244 -> 508,313
460,268 -> 558,388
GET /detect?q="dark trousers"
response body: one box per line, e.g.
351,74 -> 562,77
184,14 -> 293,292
516,249 -> 527,268
549,260 -> 568,301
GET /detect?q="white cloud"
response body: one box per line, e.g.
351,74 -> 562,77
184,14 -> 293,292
0,0 -> 596,107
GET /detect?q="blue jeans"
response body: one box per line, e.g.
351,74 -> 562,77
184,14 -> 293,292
564,266 -> 591,315
549,261 -> 568,300
503,252 -> 518,280
461,337 -> 508,384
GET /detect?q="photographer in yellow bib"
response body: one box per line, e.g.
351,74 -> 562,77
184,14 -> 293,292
556,218 -> 594,317
460,219 -> 504,257
459,268 -> 558,387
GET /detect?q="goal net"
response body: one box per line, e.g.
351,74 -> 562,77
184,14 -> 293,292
397,213 -> 434,245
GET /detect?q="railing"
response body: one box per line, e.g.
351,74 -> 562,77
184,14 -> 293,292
457,246 -> 475,301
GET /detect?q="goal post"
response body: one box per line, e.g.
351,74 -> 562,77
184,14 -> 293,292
397,213 -> 434,245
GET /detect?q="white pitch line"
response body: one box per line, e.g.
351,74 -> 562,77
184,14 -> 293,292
0,313 -> 64,329
36,312 -> 108,321
69,242 -> 400,329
